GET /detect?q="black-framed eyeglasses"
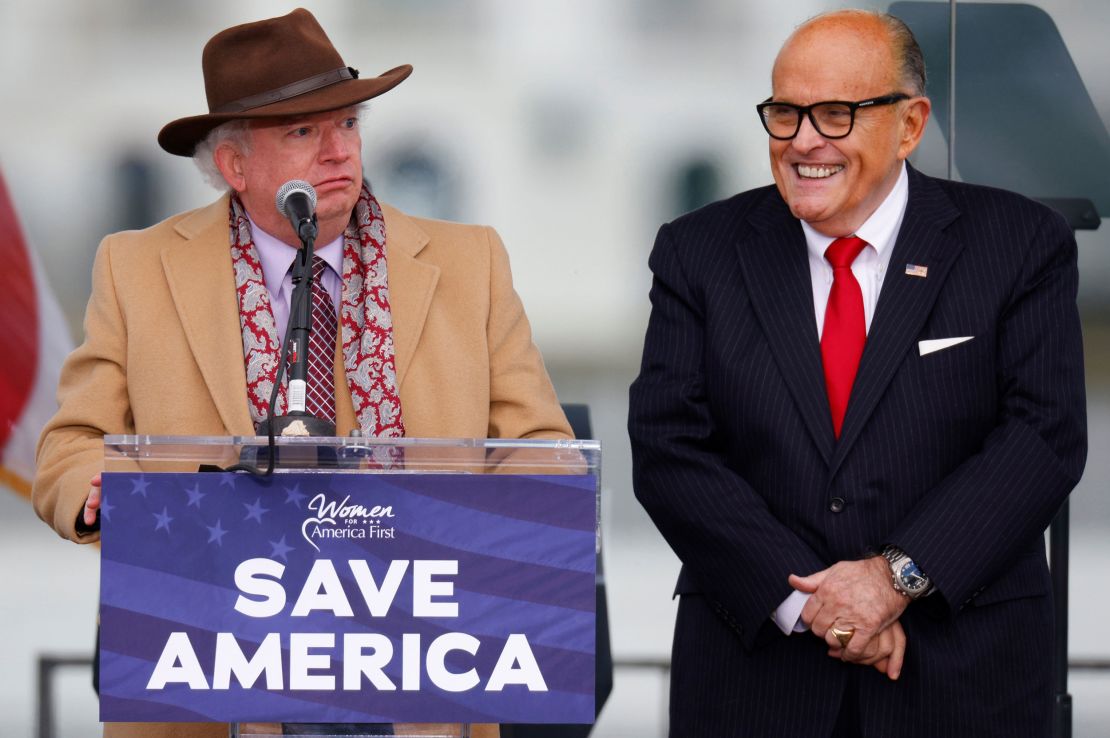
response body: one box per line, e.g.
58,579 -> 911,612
755,93 -> 912,140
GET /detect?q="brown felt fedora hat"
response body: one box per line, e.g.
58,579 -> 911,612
158,8 -> 412,156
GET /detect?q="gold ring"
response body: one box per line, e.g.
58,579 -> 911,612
830,626 -> 855,649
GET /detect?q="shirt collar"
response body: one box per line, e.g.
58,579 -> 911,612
801,161 -> 910,262
247,214 -> 345,294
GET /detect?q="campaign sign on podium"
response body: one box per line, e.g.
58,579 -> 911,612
98,436 -> 599,730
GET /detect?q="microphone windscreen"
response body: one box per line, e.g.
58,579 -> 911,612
275,180 -> 317,217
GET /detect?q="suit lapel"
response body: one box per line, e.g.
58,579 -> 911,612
380,204 -> 439,389
737,193 -> 836,464
830,169 -> 963,472
161,196 -> 256,436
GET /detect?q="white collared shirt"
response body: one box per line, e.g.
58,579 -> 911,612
771,162 -> 910,636
802,161 -> 910,338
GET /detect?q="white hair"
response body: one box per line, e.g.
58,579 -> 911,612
192,120 -> 253,190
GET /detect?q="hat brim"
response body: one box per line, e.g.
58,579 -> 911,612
157,64 -> 412,157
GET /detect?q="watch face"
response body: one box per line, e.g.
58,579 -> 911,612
899,561 -> 928,593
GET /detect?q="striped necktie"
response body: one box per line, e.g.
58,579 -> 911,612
305,255 -> 337,422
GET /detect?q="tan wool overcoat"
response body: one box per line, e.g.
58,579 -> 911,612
33,193 -> 573,738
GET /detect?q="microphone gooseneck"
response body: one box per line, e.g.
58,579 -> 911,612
263,182 -> 333,436
224,179 -> 335,477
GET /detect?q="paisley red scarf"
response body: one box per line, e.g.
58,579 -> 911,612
228,183 -> 405,437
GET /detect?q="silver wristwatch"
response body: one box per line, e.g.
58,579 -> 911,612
882,545 -> 934,599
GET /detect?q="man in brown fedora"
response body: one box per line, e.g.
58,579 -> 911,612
33,8 -> 570,738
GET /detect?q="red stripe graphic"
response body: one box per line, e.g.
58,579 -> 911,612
0,171 -> 40,450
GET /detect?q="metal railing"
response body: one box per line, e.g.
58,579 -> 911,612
36,653 -> 1110,738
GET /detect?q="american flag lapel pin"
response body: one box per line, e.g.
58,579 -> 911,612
905,264 -> 928,278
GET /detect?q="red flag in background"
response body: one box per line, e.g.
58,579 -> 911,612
0,170 -> 73,500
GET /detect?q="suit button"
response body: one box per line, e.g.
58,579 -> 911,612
829,497 -> 845,513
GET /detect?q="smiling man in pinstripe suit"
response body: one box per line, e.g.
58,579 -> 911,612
629,9 -> 1087,737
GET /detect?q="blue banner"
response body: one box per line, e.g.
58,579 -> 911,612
99,471 -> 597,724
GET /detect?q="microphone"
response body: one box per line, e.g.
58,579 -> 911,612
258,177 -> 335,440
229,179 -> 333,474
275,180 -> 318,242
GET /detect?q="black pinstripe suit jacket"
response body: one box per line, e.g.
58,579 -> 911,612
629,165 -> 1087,737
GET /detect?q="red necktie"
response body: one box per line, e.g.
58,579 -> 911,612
306,256 -> 337,422
821,236 -> 868,438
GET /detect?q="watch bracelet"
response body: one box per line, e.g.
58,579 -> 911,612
881,544 -> 934,599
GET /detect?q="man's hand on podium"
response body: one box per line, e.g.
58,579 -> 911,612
84,473 -> 102,527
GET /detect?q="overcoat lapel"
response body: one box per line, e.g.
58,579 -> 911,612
737,193 -> 836,464
159,198 -> 439,437
830,169 -> 963,473
381,204 -> 439,389
161,195 -> 256,436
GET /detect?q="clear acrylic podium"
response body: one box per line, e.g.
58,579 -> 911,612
101,435 -> 601,738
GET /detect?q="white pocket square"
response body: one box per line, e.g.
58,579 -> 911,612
919,336 -> 973,356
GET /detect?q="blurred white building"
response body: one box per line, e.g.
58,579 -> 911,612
3,1 -> 1109,735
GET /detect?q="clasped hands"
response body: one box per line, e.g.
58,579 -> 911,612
789,557 -> 909,680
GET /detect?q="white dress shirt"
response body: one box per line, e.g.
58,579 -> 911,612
771,162 -> 910,635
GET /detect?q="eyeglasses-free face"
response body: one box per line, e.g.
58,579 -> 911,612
756,93 -> 911,140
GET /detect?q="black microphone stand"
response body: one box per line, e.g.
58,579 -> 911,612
225,203 -> 343,476
256,214 -> 337,440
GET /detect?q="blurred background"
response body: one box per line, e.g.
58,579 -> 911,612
2,0 -> 1109,735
